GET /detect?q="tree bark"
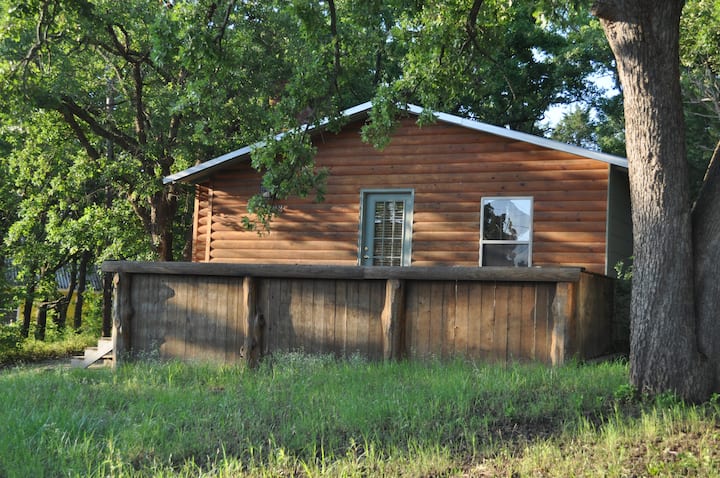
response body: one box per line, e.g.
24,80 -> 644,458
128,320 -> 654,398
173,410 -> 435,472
73,253 -> 89,331
56,262 -> 78,331
593,0 -> 716,400
692,140 -> 720,390
35,302 -> 47,341
20,283 -> 36,338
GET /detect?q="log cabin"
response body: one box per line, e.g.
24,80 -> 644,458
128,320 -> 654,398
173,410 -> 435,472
165,102 -> 632,275
96,103 -> 632,368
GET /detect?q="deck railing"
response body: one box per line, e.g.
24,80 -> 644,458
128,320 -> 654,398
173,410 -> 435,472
102,262 -> 614,367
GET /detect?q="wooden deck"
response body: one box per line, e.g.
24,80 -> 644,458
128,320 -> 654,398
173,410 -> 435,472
103,262 -> 614,366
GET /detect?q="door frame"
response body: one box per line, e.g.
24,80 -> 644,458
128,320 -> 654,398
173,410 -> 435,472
358,189 -> 414,266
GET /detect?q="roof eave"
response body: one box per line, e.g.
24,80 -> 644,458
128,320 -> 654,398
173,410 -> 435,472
163,101 -> 375,185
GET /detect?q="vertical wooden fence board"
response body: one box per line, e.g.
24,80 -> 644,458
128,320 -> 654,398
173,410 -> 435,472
312,280 -> 326,354
322,280 -> 336,355
441,282 -> 457,359
111,272 -> 132,363
183,277 -> 202,360
465,282 -> 482,358
415,281 -> 432,358
428,281 -> 445,357
346,280 -> 361,355
161,276 -> 184,359
181,277 -> 198,359
206,278 -> 223,361
256,279 -> 269,351
184,278 -> 203,360
356,281 -> 371,357
551,282 -> 575,365
213,279 -> 226,361
520,284 -> 537,360
505,284 -> 523,360
131,275 -> 152,352
479,282 -> 496,360
454,282 -> 470,357
303,280 -> 316,352
404,282 -> 417,357
276,279 -> 292,352
221,279 -> 235,361
289,279 -> 305,351
228,278 -> 244,362
493,284 -> 510,362
534,284 -> 552,364
369,280 -> 386,360
334,280 -> 348,357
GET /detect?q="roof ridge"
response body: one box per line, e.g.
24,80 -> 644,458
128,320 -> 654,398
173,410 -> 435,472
164,102 -> 627,184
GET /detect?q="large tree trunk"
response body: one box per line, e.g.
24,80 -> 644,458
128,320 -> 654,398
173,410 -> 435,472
134,189 -> 178,262
593,0 -> 716,401
151,190 -> 177,262
692,141 -> 720,390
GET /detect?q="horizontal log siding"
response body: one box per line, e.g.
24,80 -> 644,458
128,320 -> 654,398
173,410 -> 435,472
198,119 -> 609,273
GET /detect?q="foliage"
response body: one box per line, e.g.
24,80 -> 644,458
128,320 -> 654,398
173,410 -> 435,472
0,0 -> 629,247
680,0 -> 720,197
0,325 -> 95,366
0,357 -> 718,476
0,0 -> 293,260
380,1 -> 612,133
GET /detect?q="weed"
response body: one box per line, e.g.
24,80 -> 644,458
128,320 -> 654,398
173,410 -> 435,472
0,357 -> 718,477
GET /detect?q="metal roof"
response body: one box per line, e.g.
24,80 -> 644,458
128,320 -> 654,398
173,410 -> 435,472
163,101 -> 627,185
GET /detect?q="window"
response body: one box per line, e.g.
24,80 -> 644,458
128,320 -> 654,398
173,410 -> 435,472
359,190 -> 414,266
480,197 -> 533,267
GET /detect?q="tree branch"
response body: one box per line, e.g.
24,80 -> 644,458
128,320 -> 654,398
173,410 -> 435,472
464,0 -> 484,47
60,96 -> 140,154
58,106 -> 101,161
213,0 -> 237,47
132,63 -> 149,146
591,0 -> 625,21
328,0 -> 341,97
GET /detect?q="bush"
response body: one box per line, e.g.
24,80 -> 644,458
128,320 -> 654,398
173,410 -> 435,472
0,324 -> 23,350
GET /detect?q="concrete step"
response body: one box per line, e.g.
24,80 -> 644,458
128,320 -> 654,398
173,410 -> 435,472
72,337 -> 113,369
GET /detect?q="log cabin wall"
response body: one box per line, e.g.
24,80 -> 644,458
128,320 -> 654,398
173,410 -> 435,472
193,118 -> 611,274
105,262 -> 614,365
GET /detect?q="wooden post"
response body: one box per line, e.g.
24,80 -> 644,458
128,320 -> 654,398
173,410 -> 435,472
111,272 -> 133,367
381,279 -> 406,361
550,281 -> 575,365
241,276 -> 264,368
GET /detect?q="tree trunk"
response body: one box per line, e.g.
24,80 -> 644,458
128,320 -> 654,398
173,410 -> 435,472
692,141 -> 720,390
140,189 -> 178,262
56,262 -> 78,331
35,302 -> 48,341
73,253 -> 89,331
593,0 -> 716,400
20,283 -> 36,338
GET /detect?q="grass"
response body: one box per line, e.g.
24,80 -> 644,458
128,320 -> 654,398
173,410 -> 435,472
0,354 -> 718,477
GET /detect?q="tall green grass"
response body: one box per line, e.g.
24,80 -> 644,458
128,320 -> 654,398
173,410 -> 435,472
0,355 -> 718,477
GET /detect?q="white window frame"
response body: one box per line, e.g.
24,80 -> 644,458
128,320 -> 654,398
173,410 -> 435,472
479,196 -> 533,267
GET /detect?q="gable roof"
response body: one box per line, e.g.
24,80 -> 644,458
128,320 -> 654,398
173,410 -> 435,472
163,102 -> 628,185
